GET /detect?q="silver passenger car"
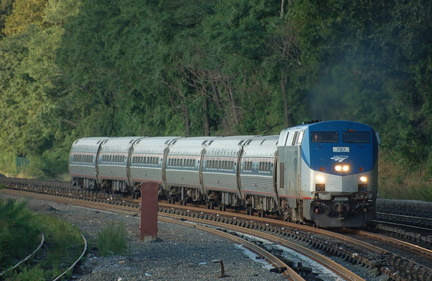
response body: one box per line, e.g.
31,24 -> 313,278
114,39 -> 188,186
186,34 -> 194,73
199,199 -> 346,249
165,137 -> 216,204
130,136 -> 178,187
98,137 -> 143,193
202,136 -> 253,208
239,135 -> 279,215
69,137 -> 108,189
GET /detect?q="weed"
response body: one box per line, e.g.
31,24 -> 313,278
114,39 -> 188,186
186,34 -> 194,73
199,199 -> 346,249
96,221 -> 128,256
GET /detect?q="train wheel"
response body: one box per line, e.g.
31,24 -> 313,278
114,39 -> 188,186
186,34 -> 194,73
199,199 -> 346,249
89,180 -> 97,190
281,208 -> 293,222
207,201 -> 214,209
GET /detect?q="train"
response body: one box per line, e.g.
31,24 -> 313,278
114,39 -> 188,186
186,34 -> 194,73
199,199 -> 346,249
69,120 -> 379,227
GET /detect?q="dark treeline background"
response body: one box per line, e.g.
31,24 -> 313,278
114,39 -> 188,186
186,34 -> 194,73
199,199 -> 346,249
1,0 -> 431,199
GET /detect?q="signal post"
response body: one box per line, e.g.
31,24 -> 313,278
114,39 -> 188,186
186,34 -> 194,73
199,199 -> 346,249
140,182 -> 158,242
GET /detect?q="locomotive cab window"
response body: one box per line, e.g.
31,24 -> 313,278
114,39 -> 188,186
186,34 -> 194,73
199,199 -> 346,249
311,131 -> 339,143
343,131 -> 370,143
292,131 -> 304,145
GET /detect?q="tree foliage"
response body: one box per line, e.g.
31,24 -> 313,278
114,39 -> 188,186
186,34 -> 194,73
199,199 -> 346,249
1,0 -> 432,183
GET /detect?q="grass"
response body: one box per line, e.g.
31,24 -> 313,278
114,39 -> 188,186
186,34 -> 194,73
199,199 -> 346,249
0,198 -> 85,280
96,220 -> 128,256
0,198 -> 128,280
379,158 -> 432,201
0,199 -> 40,270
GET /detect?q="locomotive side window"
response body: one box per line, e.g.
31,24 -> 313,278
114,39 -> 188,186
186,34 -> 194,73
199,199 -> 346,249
343,131 -> 370,143
292,132 -> 298,145
311,131 -> 339,143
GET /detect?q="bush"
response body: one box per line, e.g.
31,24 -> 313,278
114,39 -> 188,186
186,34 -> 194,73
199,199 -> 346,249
96,221 -> 128,256
0,198 -> 40,270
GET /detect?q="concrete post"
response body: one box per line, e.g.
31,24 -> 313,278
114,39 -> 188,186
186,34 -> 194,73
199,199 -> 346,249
140,182 -> 158,242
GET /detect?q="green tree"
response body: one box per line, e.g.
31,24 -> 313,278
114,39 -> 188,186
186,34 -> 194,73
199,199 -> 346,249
0,0 -> 80,176
383,0 -> 432,175
0,0 -> 14,38
3,0 -> 48,36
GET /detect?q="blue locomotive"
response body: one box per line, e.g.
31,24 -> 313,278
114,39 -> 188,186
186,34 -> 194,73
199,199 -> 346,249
69,120 -> 379,227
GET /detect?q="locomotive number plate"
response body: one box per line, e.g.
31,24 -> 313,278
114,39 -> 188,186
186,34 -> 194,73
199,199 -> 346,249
333,147 -> 350,152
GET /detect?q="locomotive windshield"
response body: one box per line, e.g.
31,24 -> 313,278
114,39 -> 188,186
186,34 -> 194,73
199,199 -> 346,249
311,131 -> 338,143
342,131 -> 370,143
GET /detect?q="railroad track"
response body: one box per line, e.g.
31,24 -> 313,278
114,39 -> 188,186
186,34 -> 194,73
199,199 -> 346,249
376,198 -> 432,230
159,216 -> 305,280
161,213 -> 365,280
371,220 -> 432,250
376,212 -> 432,230
1,177 -> 431,281
0,188 -> 356,280
160,203 -> 432,281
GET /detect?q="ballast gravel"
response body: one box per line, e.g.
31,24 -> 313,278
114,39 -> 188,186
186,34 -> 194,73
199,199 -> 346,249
1,193 -> 286,281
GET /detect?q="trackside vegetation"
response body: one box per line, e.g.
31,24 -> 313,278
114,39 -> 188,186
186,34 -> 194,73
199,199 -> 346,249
0,199 -> 40,270
96,221 -> 128,256
0,198 -> 84,280
1,1 -> 432,201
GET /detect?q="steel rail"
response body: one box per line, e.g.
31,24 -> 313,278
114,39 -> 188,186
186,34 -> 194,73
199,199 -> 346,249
373,218 -> 432,232
0,233 -> 45,276
357,230 -> 432,258
376,212 -> 432,222
159,216 -> 305,281
160,202 -> 389,255
52,233 -> 88,281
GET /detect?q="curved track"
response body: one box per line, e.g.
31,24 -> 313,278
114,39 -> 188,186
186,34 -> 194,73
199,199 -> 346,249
0,233 -> 45,277
1,177 -> 431,280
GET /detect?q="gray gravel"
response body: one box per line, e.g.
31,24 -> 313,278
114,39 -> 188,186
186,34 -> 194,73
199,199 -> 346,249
1,193 -> 286,281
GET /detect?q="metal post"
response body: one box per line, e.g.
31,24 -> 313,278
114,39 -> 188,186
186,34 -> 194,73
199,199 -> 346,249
140,182 -> 158,242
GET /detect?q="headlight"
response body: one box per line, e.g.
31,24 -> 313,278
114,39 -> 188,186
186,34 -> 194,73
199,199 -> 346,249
316,175 -> 325,183
360,176 -> 368,183
334,164 -> 350,172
